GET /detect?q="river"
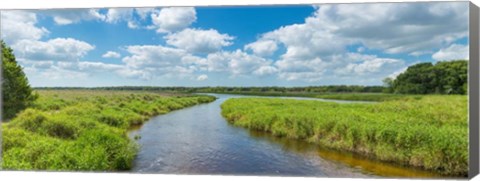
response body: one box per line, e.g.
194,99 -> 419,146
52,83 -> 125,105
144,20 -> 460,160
128,94 -> 442,178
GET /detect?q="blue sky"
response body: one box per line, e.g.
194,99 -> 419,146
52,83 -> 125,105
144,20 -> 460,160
0,2 -> 469,87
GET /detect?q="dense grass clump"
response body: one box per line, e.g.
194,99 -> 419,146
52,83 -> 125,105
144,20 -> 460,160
1,90 -> 216,171
221,95 -> 467,176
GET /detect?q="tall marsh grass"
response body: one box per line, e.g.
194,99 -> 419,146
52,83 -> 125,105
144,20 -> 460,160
1,90 -> 216,171
221,95 -> 467,176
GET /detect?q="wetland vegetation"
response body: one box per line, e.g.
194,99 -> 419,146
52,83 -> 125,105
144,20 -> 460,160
221,95 -> 468,176
1,90 -> 216,170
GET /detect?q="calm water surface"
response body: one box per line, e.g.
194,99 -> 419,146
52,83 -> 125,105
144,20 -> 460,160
128,94 -> 443,178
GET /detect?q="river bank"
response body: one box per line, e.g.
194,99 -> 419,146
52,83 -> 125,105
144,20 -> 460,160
221,95 -> 468,176
1,90 -> 216,171
129,93 -> 454,178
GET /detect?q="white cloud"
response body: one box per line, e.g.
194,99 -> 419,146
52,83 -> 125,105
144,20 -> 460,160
102,51 -> 121,58
77,61 -> 124,71
275,57 -> 328,81
122,45 -> 187,68
12,38 -> 95,61
196,74 -> 208,81
115,68 -> 152,80
338,58 -> 404,75
37,8 -> 159,29
200,50 -> 273,76
39,9 -> 105,25
37,65 -> 89,80
250,2 -> 467,60
244,40 -> 278,57
240,2 -> 467,83
165,28 -> 234,54
432,44 -> 469,61
105,8 -> 134,23
135,8 -> 156,20
0,11 -> 49,44
17,59 -> 54,69
120,45 -> 199,79
104,8 -> 156,29
253,65 -> 278,76
127,20 -> 139,29
150,7 -> 196,33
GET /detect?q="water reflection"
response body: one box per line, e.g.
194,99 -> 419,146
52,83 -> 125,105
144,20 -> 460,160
247,130 -> 448,178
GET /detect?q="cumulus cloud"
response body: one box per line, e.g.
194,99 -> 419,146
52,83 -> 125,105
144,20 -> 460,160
275,57 -> 328,81
17,60 -> 54,69
104,8 -> 159,29
338,58 -> 404,75
38,9 -> 105,25
201,50 -> 273,76
122,45 -> 187,68
250,2 -> 467,59
253,65 -> 278,76
77,61 -> 124,71
240,2 -> 467,83
135,8 -> 156,20
0,11 -> 49,44
165,28 -> 234,54
244,40 -> 278,57
115,68 -> 152,80
196,74 -> 208,81
150,7 -> 196,33
119,45 -> 200,79
432,44 -> 469,61
102,51 -> 121,58
12,38 -> 95,61
105,8 -> 134,23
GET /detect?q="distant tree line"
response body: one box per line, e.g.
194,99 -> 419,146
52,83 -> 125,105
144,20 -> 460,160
37,59 -> 468,96
384,60 -> 467,94
36,85 -> 386,94
35,61 -> 468,95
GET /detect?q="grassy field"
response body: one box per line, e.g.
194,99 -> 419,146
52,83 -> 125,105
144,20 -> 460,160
1,90 -> 216,171
221,95 -> 468,176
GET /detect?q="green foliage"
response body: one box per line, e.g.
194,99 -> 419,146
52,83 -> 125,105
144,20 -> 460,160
390,60 -> 467,94
221,96 -> 467,176
1,40 -> 38,120
2,90 -> 216,171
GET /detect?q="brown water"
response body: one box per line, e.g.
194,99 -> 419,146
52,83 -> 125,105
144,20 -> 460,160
128,94 -> 446,178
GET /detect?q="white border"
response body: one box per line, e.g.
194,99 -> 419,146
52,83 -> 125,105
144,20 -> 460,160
0,0 -> 477,181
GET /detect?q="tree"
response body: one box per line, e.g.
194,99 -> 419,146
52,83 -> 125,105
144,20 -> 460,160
2,40 -> 37,120
389,60 -> 467,95
382,77 -> 394,93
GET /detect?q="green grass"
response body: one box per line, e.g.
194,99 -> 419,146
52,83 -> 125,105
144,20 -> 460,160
221,95 -> 467,176
1,90 -> 216,171
315,93 -> 423,102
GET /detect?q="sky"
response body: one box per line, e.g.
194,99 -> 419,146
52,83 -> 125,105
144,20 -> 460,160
0,2 -> 470,87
